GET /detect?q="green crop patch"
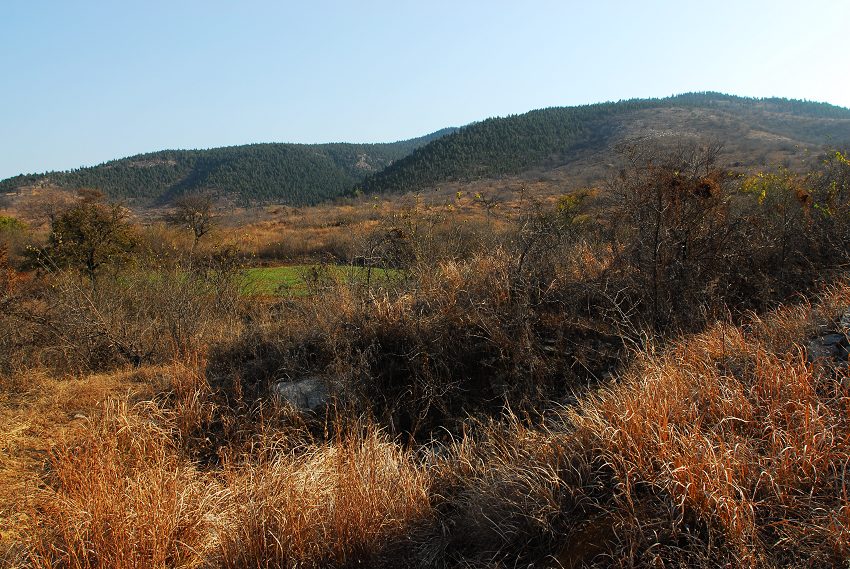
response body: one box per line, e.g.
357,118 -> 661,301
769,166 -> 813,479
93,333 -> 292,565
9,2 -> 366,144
241,264 -> 400,296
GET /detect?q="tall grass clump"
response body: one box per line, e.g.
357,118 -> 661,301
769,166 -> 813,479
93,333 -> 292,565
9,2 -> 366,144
24,399 -> 224,569
559,318 -> 850,566
22,402 -> 432,568
217,423 -> 432,568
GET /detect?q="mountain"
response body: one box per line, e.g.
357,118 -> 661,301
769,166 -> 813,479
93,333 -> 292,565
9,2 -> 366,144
4,93 -> 849,207
0,128 -> 457,206
358,93 -> 850,195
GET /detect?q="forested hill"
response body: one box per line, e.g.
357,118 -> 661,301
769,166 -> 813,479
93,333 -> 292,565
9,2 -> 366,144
358,93 -> 850,195
4,93 -> 850,206
0,128 -> 456,206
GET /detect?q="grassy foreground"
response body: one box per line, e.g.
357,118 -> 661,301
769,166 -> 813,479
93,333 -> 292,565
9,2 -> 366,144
3,283 -> 850,567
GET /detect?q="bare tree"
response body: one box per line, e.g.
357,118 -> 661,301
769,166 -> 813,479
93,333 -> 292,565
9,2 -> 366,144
167,192 -> 217,254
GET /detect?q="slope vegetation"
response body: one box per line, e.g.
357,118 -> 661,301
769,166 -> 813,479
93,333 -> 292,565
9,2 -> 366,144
3,141 -> 850,566
0,129 -> 456,206
360,92 -> 850,194
3,93 -> 848,207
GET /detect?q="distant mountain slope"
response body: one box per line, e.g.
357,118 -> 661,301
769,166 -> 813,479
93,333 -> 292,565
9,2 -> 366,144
0,128 -> 456,206
358,93 -> 850,195
4,93 -> 849,207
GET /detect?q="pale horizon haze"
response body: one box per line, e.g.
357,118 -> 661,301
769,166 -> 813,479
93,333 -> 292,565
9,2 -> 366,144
1,0 -> 848,180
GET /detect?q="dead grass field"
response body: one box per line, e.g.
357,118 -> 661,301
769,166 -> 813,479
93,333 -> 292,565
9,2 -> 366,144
3,284 -> 850,567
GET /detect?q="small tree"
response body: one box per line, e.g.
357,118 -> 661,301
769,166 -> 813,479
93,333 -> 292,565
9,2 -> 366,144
43,199 -> 135,282
168,192 -> 217,254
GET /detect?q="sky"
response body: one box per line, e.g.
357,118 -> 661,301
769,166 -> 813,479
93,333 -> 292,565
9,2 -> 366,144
1,0 -> 848,180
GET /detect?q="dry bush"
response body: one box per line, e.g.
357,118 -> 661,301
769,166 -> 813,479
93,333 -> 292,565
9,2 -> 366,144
595,144 -> 850,338
604,142 -> 743,332
0,246 -> 45,375
5,258 -> 244,374
2,192 -> 246,375
210,244 -> 624,436
807,149 -> 850,263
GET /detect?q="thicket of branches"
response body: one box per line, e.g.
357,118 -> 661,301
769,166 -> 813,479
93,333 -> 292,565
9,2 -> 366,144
5,144 -> 849,426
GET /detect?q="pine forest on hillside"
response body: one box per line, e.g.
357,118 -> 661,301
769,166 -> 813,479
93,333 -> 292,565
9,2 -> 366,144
3,93 -> 849,207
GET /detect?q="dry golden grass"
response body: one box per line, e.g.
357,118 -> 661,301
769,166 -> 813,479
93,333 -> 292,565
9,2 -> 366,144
14,411 -> 432,568
1,357 -> 432,568
24,399 -> 223,569
5,284 -> 850,567
0,367 -> 165,565
217,425 -> 431,568
556,301 -> 850,565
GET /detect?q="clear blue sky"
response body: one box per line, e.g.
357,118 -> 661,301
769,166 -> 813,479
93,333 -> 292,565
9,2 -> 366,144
2,0 -> 848,180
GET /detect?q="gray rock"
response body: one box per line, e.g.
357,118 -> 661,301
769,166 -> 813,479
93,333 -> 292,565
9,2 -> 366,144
273,377 -> 330,411
807,333 -> 849,363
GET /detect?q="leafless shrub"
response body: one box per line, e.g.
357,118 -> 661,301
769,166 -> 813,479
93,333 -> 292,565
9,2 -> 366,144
604,142 -> 740,331
4,255 -> 243,374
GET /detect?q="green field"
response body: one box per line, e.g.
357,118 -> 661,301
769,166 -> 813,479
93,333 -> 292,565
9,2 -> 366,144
241,264 -> 399,295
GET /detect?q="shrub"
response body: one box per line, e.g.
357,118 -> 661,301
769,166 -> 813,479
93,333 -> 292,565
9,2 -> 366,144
29,200 -> 136,283
605,142 -> 741,331
0,215 -> 26,233
2,255 -> 243,374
